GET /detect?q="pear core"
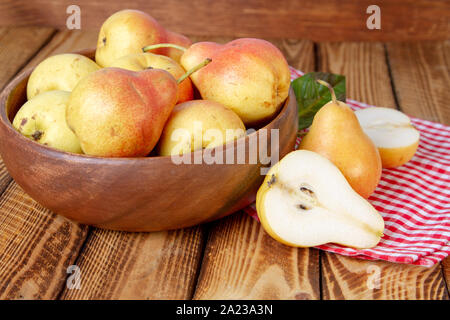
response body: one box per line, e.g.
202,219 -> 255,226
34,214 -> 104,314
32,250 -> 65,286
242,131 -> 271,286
256,150 -> 384,249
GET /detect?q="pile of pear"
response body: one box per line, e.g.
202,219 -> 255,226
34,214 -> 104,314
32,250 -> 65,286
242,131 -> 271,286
13,9 -> 291,158
12,9 -> 421,250
256,81 -> 420,249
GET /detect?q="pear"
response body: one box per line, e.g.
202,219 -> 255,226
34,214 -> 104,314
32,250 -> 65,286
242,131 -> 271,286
27,53 -> 101,99
256,150 -> 384,249
299,80 -> 382,198
66,68 -> 178,157
355,107 -> 420,168
158,100 -> 246,156
13,90 -> 82,153
66,59 -> 210,157
109,52 -> 193,103
143,38 -> 291,126
95,9 -> 191,67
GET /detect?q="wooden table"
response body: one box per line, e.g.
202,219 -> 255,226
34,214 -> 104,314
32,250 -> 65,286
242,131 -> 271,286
0,27 -> 448,300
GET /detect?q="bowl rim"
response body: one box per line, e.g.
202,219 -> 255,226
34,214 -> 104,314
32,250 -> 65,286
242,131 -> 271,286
0,50 -> 293,164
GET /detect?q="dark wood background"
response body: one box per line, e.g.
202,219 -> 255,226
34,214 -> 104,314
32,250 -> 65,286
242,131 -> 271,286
1,0 -> 449,41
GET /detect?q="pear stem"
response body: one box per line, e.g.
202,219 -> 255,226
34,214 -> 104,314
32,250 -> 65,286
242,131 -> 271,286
316,79 -> 337,105
142,43 -> 187,53
177,58 -> 212,84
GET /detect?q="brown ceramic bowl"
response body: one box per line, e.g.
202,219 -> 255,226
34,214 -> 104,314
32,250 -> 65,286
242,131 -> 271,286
0,49 -> 298,232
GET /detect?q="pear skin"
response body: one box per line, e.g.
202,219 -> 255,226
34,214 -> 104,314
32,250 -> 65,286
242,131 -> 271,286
13,90 -> 82,153
180,38 -> 291,126
109,52 -> 193,103
67,68 -> 178,157
158,100 -> 246,156
299,100 -> 382,199
95,9 -> 191,67
164,31 -> 192,63
27,54 -> 100,99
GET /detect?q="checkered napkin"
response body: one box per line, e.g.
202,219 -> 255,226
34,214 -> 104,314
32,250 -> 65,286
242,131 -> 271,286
244,67 -> 450,267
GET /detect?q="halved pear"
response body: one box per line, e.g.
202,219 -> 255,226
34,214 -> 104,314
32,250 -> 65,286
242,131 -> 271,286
355,107 -> 420,168
256,150 -> 384,249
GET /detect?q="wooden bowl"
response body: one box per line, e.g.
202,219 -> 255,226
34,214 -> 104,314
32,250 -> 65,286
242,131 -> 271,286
0,49 -> 298,232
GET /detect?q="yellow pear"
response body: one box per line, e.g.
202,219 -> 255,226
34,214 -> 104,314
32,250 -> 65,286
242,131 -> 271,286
299,80 -> 382,198
27,53 -> 101,99
13,91 -> 82,153
158,100 -> 246,156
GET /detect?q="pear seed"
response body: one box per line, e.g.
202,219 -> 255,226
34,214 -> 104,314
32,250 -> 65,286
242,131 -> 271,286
300,186 -> 314,197
267,174 -> 276,187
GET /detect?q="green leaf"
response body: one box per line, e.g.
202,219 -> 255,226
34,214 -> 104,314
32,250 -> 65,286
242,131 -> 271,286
291,72 -> 346,130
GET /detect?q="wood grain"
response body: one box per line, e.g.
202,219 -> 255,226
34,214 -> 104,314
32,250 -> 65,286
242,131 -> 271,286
60,227 -> 204,299
0,29 -> 97,299
318,42 -> 397,108
322,254 -> 448,299
443,257 -> 450,295
1,0 -> 449,41
386,41 -> 450,125
192,39 -> 319,300
0,27 -> 54,91
0,183 -> 88,299
317,41 -> 449,300
193,213 -> 320,299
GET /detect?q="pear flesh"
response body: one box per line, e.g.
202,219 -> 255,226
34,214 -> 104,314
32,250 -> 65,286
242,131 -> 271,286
256,150 -> 384,249
355,107 -> 420,168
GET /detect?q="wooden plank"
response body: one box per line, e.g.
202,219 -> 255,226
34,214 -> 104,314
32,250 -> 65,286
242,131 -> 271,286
443,257 -> 450,295
0,1 -> 449,41
0,183 -> 88,299
0,27 -> 54,90
318,42 -> 397,108
193,214 -> 320,299
60,227 -> 205,299
386,41 -> 450,125
193,39 -> 320,300
317,42 -> 449,300
0,29 -> 98,299
322,254 -> 448,299
386,41 -> 450,295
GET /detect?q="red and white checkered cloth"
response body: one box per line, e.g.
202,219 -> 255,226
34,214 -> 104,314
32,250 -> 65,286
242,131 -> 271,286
244,67 -> 450,267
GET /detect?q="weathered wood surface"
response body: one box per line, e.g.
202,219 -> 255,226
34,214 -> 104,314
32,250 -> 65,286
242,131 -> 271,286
60,227 -> 205,299
193,213 -> 320,300
317,41 -> 449,299
1,1 -> 449,41
386,41 -> 450,125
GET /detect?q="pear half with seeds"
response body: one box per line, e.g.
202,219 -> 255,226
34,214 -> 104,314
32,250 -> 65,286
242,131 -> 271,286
256,150 -> 384,249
